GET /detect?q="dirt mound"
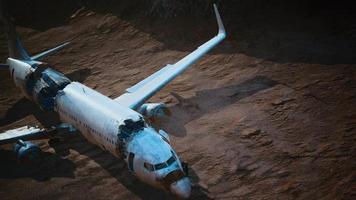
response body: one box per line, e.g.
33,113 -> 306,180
0,1 -> 355,200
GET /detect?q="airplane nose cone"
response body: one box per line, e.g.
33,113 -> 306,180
170,177 -> 191,199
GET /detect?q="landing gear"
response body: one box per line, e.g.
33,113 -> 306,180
182,162 -> 189,176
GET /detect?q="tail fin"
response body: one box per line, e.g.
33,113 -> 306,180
0,1 -> 69,62
0,1 -> 31,60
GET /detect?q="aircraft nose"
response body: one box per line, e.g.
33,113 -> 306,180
170,177 -> 191,199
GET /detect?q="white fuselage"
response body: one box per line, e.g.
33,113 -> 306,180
55,82 -> 191,197
7,58 -> 191,198
55,82 -> 139,156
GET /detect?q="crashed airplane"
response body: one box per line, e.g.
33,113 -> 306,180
0,4 -> 226,198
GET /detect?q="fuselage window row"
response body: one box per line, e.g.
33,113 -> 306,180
59,108 -> 119,147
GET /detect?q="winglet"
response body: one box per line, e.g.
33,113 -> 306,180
31,42 -> 70,61
114,4 -> 226,109
213,4 -> 226,36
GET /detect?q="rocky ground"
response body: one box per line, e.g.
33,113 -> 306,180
0,1 -> 355,199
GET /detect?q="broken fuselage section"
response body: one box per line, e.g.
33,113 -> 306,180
7,58 -> 70,111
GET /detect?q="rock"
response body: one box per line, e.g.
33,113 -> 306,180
71,7 -> 86,19
241,128 -> 261,138
259,139 -> 273,146
274,170 -> 290,178
279,181 -> 300,193
86,11 -> 95,17
163,97 -> 173,104
103,29 -> 111,34
272,97 -> 295,106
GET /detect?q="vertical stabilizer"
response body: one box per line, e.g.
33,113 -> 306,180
0,1 -> 31,60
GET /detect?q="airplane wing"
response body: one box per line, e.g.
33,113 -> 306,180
114,4 -> 226,110
0,126 -> 49,145
0,123 -> 75,145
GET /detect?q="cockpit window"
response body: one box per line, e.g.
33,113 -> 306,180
166,155 -> 176,165
144,151 -> 177,172
155,162 -> 167,170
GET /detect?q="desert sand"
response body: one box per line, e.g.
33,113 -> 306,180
0,1 -> 355,199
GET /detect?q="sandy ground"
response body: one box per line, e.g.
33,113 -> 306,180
0,3 -> 355,200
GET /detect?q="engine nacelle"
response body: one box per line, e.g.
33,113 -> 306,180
138,103 -> 171,120
13,140 -> 42,164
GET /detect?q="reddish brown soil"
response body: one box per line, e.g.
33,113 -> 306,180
0,2 -> 355,199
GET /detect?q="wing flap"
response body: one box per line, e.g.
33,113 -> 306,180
114,4 -> 226,109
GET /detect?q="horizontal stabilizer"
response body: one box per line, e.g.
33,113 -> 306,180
31,42 -> 70,61
0,63 -> 9,69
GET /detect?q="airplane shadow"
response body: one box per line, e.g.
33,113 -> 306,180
65,67 -> 92,83
49,135 -> 211,200
160,75 -> 278,137
80,1 -> 356,65
0,148 -> 76,181
0,98 -> 61,128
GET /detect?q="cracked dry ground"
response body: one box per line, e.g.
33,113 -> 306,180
0,8 -> 355,200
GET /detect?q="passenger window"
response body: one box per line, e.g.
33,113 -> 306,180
155,162 -> 167,170
128,152 -> 135,171
166,155 -> 176,166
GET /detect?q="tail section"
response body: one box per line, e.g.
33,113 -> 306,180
11,37 -> 32,60
2,18 -> 31,60
0,1 -> 31,60
0,1 -> 69,63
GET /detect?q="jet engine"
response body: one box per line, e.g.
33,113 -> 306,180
138,103 -> 171,120
13,140 -> 42,164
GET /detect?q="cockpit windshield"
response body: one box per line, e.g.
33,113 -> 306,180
144,151 -> 177,172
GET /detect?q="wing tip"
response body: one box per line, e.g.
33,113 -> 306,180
213,4 -> 226,37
